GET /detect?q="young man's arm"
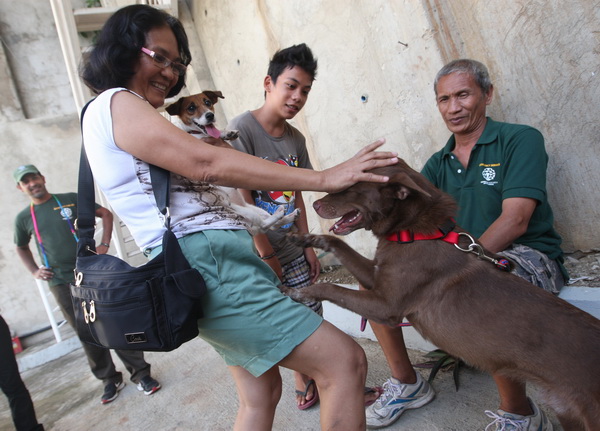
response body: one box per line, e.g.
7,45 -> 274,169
294,192 -> 321,283
238,189 -> 283,280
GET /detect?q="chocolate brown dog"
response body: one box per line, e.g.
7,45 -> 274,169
284,160 -> 600,430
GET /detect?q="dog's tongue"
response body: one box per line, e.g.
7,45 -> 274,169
205,124 -> 221,139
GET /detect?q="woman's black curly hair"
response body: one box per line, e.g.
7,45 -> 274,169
81,4 -> 191,99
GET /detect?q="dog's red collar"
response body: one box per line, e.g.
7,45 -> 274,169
386,229 -> 460,244
387,220 -> 512,272
386,220 -> 458,244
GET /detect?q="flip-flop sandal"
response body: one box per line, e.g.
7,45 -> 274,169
295,379 -> 319,410
364,386 -> 383,407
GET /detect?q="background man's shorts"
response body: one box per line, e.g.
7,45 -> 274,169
500,244 -> 564,295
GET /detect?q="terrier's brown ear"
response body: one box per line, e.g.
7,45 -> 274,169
165,97 -> 184,116
389,171 -> 432,200
203,90 -> 224,104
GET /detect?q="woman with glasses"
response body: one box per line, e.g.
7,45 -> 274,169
80,5 -> 397,430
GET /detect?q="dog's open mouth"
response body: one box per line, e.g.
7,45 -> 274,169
330,210 -> 363,235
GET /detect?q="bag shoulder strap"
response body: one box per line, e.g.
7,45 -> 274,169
77,99 -> 172,253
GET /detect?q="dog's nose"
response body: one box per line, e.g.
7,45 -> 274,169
206,112 -> 214,122
313,201 -> 321,211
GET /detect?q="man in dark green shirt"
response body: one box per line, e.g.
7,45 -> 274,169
366,60 -> 564,431
421,117 -> 566,283
13,164 -> 161,405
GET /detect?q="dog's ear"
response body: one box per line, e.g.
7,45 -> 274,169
165,98 -> 183,116
390,172 -> 432,200
203,90 -> 224,104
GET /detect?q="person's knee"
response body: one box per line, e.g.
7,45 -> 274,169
321,339 -> 367,387
268,373 -> 283,407
348,341 -> 368,378
239,369 -> 282,410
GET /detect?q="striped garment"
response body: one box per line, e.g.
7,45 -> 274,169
281,255 -> 323,316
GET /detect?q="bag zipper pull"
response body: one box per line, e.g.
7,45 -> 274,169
82,301 -> 89,323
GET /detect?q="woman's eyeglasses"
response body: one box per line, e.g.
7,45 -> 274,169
141,47 -> 187,77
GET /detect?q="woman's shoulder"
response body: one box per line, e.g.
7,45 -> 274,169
85,88 -> 128,114
98,87 -> 138,103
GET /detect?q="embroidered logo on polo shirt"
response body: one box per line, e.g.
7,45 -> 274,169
482,168 -> 495,181
58,206 -> 75,221
479,163 -> 499,186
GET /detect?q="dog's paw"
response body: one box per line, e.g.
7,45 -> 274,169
289,208 -> 301,221
279,284 -> 305,300
221,129 -> 240,141
274,208 -> 300,228
288,233 -> 333,251
279,284 -> 317,303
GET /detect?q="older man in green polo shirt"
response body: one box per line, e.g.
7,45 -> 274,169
365,60 -> 567,431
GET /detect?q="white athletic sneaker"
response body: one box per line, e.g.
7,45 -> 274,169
365,372 -> 435,429
485,398 -> 554,431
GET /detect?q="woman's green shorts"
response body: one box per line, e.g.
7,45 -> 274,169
172,229 -> 323,377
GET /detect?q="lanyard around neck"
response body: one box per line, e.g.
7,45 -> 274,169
30,195 -> 79,267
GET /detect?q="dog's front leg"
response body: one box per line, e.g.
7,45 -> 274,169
289,233 -> 376,289
280,282 -> 402,326
220,129 -> 240,141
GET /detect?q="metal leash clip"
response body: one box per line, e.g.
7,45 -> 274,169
454,232 -> 510,271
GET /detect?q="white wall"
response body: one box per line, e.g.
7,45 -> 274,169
188,0 -> 600,255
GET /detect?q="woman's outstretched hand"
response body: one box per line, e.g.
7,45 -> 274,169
321,138 -> 398,193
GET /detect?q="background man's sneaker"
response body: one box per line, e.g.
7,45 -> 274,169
366,372 -> 435,429
485,398 -> 554,431
101,381 -> 125,404
137,376 -> 161,396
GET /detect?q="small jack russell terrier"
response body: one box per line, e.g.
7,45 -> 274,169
166,91 -> 300,235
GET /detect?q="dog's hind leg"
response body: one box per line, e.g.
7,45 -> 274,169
289,233 -> 376,288
556,414 -> 589,431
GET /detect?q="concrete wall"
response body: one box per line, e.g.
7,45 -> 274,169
0,0 -> 82,335
0,0 -> 598,336
188,0 -> 600,255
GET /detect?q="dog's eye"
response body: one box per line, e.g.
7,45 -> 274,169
186,103 -> 197,113
203,99 -> 213,107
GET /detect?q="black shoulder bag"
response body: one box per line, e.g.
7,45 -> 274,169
70,100 -> 206,351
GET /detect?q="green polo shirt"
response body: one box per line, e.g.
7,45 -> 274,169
421,117 -> 564,266
14,193 -> 98,286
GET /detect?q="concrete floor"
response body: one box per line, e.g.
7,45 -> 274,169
1,329 -> 563,431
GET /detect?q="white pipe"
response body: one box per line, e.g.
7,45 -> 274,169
34,279 -> 62,343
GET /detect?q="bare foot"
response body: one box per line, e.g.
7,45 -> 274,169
295,374 -> 319,410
